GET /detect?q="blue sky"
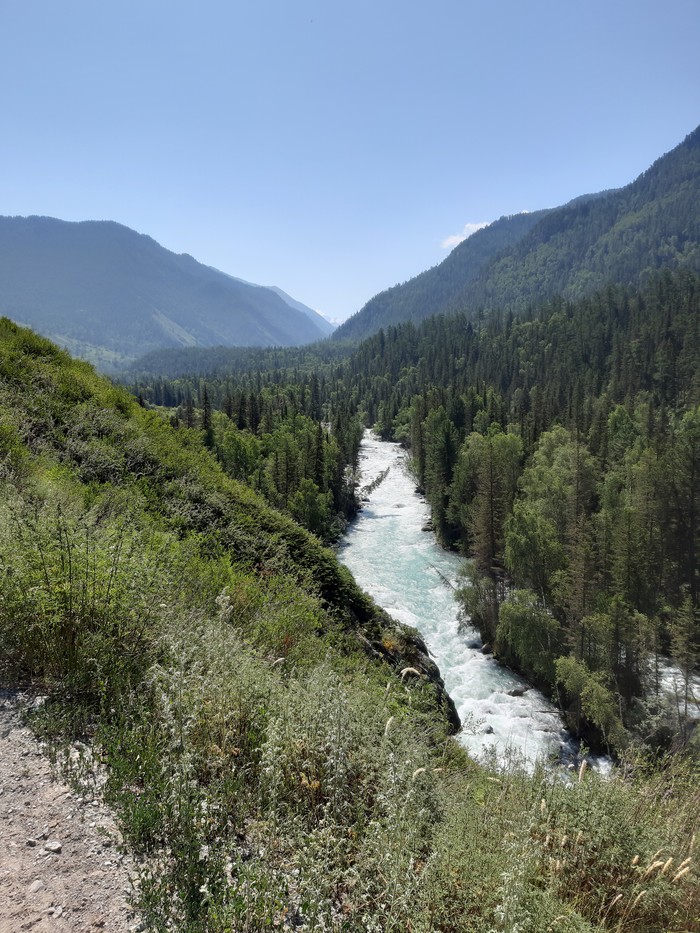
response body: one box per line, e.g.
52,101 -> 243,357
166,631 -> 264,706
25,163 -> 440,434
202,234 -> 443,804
2,1 -> 698,323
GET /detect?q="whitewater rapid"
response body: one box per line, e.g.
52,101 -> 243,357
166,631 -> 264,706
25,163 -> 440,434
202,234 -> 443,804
338,432 -> 574,768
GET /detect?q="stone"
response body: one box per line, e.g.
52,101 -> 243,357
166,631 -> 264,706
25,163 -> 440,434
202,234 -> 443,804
44,839 -> 62,853
29,879 -> 45,893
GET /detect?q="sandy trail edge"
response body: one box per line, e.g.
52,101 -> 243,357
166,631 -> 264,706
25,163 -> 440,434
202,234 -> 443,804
0,689 -> 142,933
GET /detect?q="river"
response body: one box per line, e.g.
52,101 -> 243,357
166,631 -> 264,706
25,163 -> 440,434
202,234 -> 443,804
337,432 -> 574,768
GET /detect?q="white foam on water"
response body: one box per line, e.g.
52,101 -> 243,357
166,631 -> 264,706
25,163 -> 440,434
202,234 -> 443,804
340,432 -> 574,769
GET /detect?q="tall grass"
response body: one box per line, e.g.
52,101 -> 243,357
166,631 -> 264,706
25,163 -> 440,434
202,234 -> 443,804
2,319 -> 699,931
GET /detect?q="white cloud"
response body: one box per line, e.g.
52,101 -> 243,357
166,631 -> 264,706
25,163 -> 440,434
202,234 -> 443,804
440,221 -> 489,250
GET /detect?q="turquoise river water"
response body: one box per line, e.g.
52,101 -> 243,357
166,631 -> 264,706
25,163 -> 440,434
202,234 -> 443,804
338,432 -> 574,768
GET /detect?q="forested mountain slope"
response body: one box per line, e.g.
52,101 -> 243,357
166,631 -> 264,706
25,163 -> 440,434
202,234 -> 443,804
457,125 -> 700,313
334,125 -> 699,342
344,270 -> 700,753
333,209 -> 551,341
0,216 -> 330,369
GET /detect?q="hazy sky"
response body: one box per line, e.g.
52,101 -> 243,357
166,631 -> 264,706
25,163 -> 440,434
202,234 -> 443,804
2,1 -> 698,323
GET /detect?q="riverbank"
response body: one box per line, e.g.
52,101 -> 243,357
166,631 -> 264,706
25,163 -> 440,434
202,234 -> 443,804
339,431 -> 574,767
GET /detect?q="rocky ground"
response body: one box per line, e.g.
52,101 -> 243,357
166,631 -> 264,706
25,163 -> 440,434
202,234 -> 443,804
0,689 -> 143,933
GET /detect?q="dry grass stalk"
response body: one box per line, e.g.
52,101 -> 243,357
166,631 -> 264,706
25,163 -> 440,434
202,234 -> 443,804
642,860 -> 665,879
631,889 -> 647,909
672,865 -> 691,883
578,760 -> 588,783
601,892 -> 623,921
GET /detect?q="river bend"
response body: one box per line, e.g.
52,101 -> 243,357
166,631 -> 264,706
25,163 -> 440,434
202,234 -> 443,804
338,432 -> 573,767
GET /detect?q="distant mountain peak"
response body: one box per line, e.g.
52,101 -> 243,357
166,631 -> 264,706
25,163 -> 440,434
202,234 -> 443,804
0,216 -> 332,370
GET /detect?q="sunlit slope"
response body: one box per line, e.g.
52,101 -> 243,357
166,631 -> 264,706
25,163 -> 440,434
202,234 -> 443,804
456,125 -> 700,314
335,125 -> 700,342
0,317 -> 454,700
334,209 -> 551,342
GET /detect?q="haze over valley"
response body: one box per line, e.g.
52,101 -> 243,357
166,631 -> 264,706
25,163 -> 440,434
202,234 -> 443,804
1,3 -> 699,931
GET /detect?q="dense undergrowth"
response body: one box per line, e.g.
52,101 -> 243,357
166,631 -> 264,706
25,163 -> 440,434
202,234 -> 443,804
2,318 -> 700,931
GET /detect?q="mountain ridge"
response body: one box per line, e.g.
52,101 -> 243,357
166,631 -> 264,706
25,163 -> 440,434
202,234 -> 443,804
332,208 -> 553,342
224,274 -> 335,336
333,125 -> 700,342
0,215 -> 330,369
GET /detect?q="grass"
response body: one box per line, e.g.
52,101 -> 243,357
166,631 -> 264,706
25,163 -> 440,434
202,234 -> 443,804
2,318 -> 700,931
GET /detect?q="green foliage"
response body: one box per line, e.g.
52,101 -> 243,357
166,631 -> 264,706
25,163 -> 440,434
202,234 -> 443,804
126,370 -> 363,542
0,492 -> 169,697
3,306 -> 700,931
556,657 -> 627,751
497,590 -> 562,685
505,501 -> 565,595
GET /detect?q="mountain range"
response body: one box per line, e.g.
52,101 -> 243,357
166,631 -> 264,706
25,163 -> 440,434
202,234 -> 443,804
0,216 -> 332,369
333,125 -> 700,342
2,126 -> 698,372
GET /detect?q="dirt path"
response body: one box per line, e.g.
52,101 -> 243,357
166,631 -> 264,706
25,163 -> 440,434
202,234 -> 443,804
0,690 -> 142,933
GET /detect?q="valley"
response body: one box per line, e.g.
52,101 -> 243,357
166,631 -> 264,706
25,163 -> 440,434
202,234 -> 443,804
1,122 -> 700,931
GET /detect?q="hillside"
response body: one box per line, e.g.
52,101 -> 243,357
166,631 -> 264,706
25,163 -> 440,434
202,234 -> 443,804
129,269 -> 700,758
333,208 -> 552,342
237,279 -> 335,336
334,125 -> 700,341
3,314 -> 700,930
0,216 -> 331,369
457,125 -> 700,313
